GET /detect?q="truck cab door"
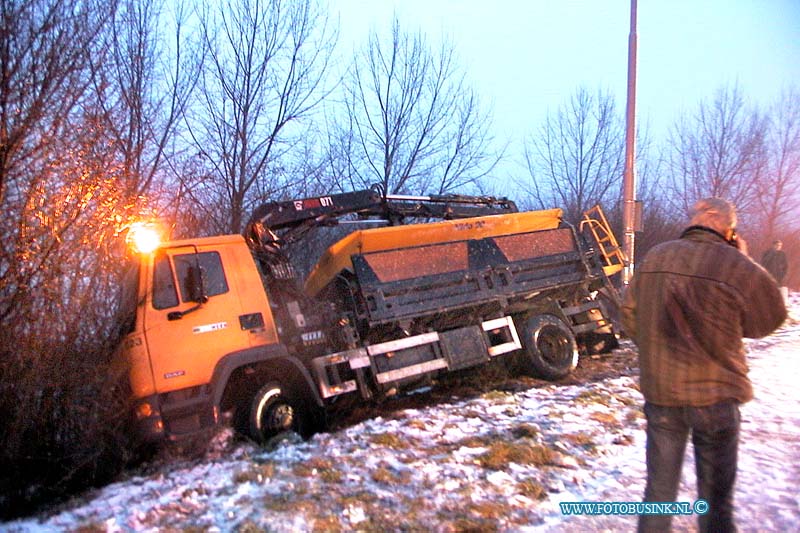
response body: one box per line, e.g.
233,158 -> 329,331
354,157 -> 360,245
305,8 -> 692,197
142,245 -> 252,393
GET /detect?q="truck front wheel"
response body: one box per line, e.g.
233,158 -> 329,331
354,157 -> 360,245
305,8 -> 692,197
248,383 -> 299,443
518,314 -> 578,381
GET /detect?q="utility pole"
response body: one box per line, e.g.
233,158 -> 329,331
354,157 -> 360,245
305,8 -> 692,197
622,0 -> 638,286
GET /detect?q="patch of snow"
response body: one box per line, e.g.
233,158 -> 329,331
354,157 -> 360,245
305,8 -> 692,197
4,293 -> 800,532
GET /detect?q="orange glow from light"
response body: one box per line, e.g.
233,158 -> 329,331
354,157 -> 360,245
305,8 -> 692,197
135,402 -> 154,419
127,222 -> 161,254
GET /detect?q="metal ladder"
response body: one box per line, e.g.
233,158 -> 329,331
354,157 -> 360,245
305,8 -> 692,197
580,205 -> 627,276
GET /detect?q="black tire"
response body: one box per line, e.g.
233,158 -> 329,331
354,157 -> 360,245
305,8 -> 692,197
248,383 -> 300,444
518,314 -> 579,381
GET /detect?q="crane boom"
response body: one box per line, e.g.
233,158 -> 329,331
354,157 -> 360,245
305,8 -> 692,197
243,187 -> 517,249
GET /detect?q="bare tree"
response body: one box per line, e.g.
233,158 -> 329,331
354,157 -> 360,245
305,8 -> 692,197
0,1 -> 144,515
0,0 -> 111,202
0,0 -> 117,326
0,0 -> 192,333
332,18 -> 501,196
90,0 -> 201,200
521,87 -> 625,223
754,87 -> 800,241
185,0 -> 336,234
667,84 -> 766,217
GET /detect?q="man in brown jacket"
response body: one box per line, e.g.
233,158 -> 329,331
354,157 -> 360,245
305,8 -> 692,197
622,198 -> 786,533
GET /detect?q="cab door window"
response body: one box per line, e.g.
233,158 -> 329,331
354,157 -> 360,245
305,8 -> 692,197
152,250 -> 229,311
174,251 -> 229,301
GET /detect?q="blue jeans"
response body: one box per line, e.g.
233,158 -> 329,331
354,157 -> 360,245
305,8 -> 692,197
638,401 -> 740,533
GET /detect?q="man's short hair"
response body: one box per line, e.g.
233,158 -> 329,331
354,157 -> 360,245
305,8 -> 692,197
690,197 -> 737,234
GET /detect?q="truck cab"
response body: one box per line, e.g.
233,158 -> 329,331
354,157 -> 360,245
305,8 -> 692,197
122,233 -> 324,442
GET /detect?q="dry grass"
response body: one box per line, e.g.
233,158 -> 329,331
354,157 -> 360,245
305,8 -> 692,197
455,434 -> 494,448
369,432 -> 411,450
575,389 -> 613,405
613,433 -> 636,446
466,500 -> 508,520
439,509 -> 501,533
625,409 -> 643,424
236,520 -> 268,533
517,478 -> 548,500
482,390 -> 513,402
511,423 -> 540,439
589,411 -> 621,427
310,515 -> 344,533
562,431 -> 597,453
370,463 -> 411,485
477,441 -> 557,470
406,419 -> 428,430
292,457 -> 342,483
613,392 -> 639,407
233,462 -> 275,484
262,491 -> 316,514
458,409 -> 487,420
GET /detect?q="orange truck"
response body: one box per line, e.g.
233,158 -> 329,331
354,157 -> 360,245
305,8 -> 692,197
118,188 -> 623,444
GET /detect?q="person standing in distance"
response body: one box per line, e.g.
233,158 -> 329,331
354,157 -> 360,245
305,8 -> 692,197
622,198 -> 786,533
761,240 -> 789,304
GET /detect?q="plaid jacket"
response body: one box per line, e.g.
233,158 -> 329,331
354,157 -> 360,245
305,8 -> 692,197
622,226 -> 787,406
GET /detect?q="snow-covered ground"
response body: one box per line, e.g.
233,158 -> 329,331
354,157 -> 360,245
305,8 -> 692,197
4,294 -> 800,533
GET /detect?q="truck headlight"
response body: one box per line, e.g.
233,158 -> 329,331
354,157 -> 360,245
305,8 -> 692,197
135,401 -> 154,419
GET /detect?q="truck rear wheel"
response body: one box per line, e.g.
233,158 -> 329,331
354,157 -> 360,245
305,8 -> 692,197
248,383 -> 300,444
518,314 -> 578,381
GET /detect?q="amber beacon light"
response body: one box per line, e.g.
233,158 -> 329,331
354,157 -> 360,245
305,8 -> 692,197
126,222 -> 162,254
